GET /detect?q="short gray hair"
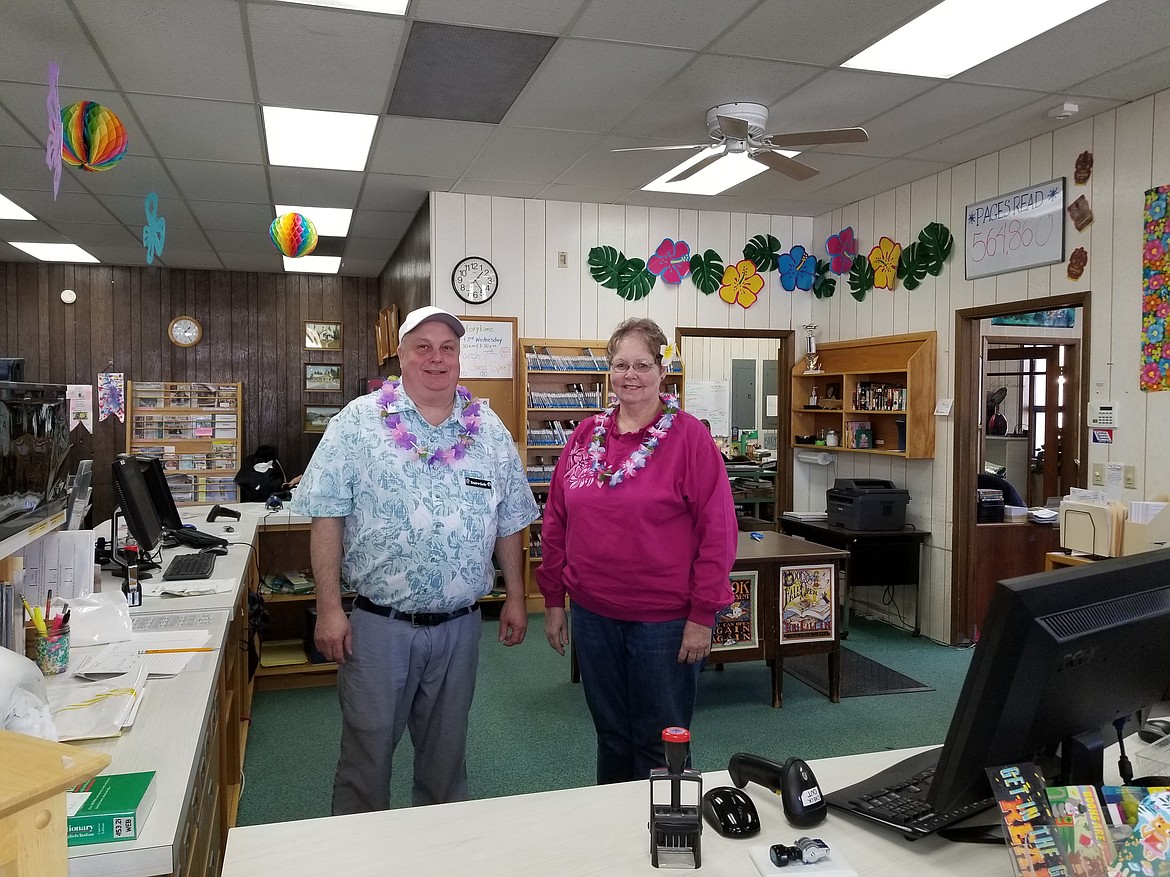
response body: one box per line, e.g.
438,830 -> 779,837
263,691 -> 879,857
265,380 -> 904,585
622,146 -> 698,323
606,317 -> 668,363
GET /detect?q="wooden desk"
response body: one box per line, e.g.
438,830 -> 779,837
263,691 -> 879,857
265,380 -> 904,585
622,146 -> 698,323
1045,551 -> 1095,571
220,746 -> 1007,877
777,517 -> 929,635
969,522 -> 1061,637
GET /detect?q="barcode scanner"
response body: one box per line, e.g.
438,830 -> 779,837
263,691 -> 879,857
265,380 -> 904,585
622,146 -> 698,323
728,752 -> 827,828
207,504 -> 241,522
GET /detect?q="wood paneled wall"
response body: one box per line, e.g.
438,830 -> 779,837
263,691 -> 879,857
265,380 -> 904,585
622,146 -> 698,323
0,261 -> 380,522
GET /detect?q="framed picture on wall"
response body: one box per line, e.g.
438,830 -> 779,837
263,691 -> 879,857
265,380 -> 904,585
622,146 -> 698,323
375,316 -> 388,365
779,564 -> 835,643
303,404 -> 341,433
384,305 -> 399,358
305,321 -> 343,350
304,363 -> 342,393
713,570 -> 758,651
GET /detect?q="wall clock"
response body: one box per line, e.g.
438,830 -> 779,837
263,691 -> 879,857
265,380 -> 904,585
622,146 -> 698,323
452,256 -> 498,305
168,315 -> 203,347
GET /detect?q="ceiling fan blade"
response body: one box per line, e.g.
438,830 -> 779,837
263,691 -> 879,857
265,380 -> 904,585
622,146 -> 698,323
666,151 -> 725,183
716,114 -> 750,141
764,127 -> 869,149
754,149 -> 819,181
610,143 -> 709,153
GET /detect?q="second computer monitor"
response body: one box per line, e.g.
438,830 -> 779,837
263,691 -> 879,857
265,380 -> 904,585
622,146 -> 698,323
110,455 -> 164,555
133,454 -> 183,532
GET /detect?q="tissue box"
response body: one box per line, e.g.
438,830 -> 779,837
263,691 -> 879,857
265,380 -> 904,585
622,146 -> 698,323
1136,735 -> 1170,778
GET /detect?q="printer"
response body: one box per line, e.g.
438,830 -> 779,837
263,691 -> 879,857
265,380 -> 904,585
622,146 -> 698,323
826,478 -> 910,531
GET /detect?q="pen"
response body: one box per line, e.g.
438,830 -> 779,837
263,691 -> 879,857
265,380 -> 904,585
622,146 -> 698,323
45,588 -> 53,618
141,647 -> 214,654
21,596 -> 34,622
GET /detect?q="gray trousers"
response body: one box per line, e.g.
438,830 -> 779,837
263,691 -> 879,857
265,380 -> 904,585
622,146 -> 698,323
331,604 -> 481,815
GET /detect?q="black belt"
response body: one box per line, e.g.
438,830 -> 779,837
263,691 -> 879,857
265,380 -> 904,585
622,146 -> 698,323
354,594 -> 479,627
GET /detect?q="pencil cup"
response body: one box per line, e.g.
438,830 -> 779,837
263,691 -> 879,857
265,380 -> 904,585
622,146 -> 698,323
33,624 -> 70,675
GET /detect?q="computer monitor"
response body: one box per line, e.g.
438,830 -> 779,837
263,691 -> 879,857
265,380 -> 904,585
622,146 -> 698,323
928,548 -> 1170,815
110,455 -> 164,559
132,454 -> 183,532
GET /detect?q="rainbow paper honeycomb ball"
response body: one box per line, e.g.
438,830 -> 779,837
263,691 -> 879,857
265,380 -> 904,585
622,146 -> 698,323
60,100 -> 128,172
270,212 -> 318,258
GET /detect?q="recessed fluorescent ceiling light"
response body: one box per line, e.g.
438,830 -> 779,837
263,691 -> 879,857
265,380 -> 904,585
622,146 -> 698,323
266,0 -> 408,12
275,205 -> 353,237
8,242 -> 99,263
263,106 -> 378,172
842,0 -> 1110,79
642,148 -> 775,196
0,194 -> 36,220
283,255 -> 341,274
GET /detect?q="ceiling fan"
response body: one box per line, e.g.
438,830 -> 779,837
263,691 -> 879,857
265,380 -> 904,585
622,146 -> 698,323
614,102 -> 869,182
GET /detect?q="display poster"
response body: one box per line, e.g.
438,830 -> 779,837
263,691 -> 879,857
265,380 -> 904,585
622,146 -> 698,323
713,570 -> 758,651
779,564 -> 835,643
965,177 -> 1065,280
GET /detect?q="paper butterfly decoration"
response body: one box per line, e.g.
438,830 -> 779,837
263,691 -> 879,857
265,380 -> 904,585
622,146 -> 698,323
142,192 -> 166,264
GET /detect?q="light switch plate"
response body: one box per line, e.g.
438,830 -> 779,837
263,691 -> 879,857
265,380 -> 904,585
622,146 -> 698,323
1092,464 -> 1104,486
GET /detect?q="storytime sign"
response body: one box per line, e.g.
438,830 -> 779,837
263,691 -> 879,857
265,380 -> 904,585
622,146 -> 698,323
965,177 -> 1065,280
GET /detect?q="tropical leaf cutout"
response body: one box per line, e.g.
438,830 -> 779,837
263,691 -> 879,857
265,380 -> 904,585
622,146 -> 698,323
812,258 -> 836,299
743,233 -> 782,273
848,254 -> 873,301
588,245 -> 625,289
897,242 -> 928,290
615,257 -> 656,301
917,222 -> 953,276
689,249 -> 724,295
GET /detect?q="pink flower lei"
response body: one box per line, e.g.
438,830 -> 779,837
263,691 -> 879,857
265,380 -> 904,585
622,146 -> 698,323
587,393 -> 680,487
378,379 -> 482,466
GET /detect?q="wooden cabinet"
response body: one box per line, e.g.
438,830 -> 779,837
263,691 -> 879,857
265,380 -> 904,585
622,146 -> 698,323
127,381 -> 243,504
519,337 -> 684,608
790,331 -> 936,460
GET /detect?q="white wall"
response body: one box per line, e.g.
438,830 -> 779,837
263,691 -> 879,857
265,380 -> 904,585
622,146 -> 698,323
811,88 -> 1170,641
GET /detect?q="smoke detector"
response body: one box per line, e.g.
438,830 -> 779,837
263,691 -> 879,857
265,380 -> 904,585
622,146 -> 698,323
1047,102 -> 1079,121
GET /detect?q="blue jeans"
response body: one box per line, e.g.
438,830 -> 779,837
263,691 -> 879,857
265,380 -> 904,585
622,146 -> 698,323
571,601 -> 703,784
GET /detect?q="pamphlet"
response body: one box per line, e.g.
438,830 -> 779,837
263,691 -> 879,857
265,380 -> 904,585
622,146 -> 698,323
986,762 -> 1068,876
1045,785 -> 1113,877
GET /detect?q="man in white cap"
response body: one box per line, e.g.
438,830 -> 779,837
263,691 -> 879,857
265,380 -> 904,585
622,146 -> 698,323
293,305 -> 538,814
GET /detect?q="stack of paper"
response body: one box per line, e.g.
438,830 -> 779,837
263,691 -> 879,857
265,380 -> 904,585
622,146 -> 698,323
73,629 -> 213,679
49,665 -> 148,741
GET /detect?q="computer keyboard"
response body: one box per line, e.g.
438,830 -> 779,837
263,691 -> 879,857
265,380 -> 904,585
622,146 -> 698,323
824,748 -> 995,838
162,551 -> 217,581
166,527 -> 228,549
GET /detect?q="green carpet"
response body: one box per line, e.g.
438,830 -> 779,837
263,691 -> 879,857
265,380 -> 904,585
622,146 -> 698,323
236,615 -> 972,826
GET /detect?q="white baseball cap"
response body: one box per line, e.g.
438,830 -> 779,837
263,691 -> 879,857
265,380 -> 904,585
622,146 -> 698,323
398,306 -> 466,344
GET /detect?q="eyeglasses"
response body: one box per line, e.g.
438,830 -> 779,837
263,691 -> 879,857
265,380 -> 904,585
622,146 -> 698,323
609,360 -> 657,374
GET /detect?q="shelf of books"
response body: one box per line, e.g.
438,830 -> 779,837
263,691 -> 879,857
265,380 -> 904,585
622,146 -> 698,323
519,338 -> 684,607
126,381 -> 243,503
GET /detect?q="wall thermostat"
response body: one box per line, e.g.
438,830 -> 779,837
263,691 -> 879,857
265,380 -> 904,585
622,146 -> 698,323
1087,403 -> 1117,428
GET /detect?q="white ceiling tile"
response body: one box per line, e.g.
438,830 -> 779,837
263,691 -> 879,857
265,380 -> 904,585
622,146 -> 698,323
340,257 -> 391,277
68,156 -> 183,199
10,189 -> 120,224
248,4 -> 405,114
503,39 -> 693,132
270,167 -> 363,207
157,226 -> 216,251
342,237 -> 393,261
811,158 -> 954,206
187,201 -> 275,233
0,0 -> 118,88
370,117 -> 495,177
556,136 -> 706,189
350,209 -> 416,239
154,249 -> 222,269
85,245 -> 158,267
73,0 -> 254,100
710,0 -> 939,66
48,221 -> 141,248
0,106 -> 40,148
0,83 -> 154,157
463,127 -> 600,182
0,147 -> 85,195
218,251 -> 285,273
359,174 -> 454,211
768,70 -> 939,141
205,229 -> 276,254
0,220 -> 68,242
167,159 -> 271,204
569,0 -> 758,50
1069,46 -> 1170,102
103,194 -> 200,228
621,55 -> 822,141
410,0 -> 584,34
128,94 -> 263,163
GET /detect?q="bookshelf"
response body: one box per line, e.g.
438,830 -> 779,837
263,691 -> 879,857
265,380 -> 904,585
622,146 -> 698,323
519,338 -> 684,608
790,332 -> 936,460
126,381 -> 243,504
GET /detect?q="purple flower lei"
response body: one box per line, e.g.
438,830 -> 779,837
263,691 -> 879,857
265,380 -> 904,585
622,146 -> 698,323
378,379 -> 482,466
587,393 -> 679,487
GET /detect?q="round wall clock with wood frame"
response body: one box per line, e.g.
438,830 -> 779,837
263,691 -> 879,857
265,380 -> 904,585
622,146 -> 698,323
168,315 -> 203,347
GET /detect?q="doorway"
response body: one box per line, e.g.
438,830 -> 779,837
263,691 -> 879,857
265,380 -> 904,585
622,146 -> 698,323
952,292 -> 1090,643
675,327 -> 796,523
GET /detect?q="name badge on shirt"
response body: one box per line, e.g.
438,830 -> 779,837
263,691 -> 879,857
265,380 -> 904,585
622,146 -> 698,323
465,477 -> 492,490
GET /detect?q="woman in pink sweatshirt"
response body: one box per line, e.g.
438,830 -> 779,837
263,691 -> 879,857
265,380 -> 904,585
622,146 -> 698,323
537,317 -> 737,784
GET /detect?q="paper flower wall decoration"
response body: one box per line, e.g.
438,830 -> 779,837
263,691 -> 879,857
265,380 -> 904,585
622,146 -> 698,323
777,245 -> 816,291
60,100 -> 128,172
868,237 -> 902,290
719,260 -> 764,309
825,227 -> 857,275
647,238 -> 692,284
45,62 -> 63,197
270,212 -> 318,258
142,192 -> 166,265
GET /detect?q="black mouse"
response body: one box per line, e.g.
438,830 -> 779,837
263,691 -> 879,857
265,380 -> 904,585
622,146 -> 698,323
701,786 -> 760,837
200,546 -> 230,556
1139,718 -> 1170,744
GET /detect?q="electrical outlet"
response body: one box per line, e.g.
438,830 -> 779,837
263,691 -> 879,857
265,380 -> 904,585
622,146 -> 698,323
1124,465 -> 1136,489
557,251 -> 568,268
1092,464 -> 1104,486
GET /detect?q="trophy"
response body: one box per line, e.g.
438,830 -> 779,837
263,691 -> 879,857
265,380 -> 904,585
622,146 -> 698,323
803,325 -> 823,375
